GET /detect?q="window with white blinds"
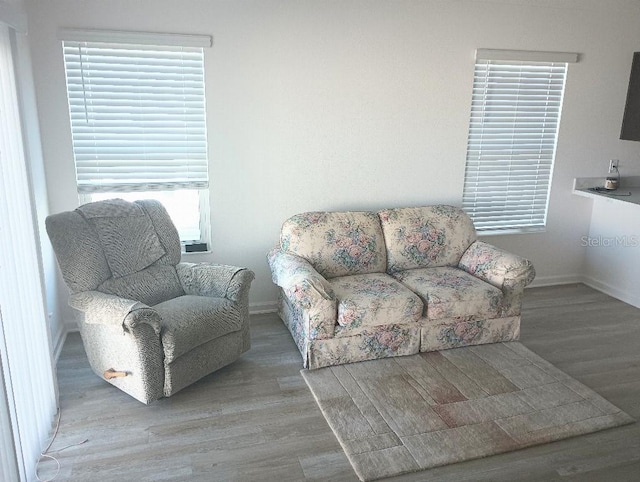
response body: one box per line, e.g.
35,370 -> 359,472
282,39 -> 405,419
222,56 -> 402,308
59,29 -> 212,246
60,30 -> 211,194
462,49 -> 577,233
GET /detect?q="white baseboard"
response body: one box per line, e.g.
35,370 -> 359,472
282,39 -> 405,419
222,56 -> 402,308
527,274 -> 584,288
52,323 -> 71,361
250,301 -> 278,314
581,275 -> 640,309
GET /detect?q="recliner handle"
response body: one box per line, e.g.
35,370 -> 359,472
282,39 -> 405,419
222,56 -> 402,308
104,368 -> 128,379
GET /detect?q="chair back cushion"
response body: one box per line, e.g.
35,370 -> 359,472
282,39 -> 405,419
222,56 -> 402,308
378,205 -> 477,272
77,199 -> 166,278
46,199 -> 183,302
280,211 -> 387,279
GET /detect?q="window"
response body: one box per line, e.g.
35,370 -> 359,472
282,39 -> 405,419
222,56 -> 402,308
60,29 -> 212,248
462,49 -> 577,233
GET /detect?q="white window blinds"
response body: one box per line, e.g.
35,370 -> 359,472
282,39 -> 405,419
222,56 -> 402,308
60,30 -> 211,194
462,49 -> 576,232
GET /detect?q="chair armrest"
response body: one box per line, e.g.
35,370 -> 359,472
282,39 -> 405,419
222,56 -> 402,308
268,249 -> 337,339
459,241 -> 536,292
176,262 -> 255,303
69,291 -> 161,334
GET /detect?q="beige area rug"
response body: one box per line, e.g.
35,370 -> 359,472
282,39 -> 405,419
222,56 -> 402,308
301,342 -> 635,481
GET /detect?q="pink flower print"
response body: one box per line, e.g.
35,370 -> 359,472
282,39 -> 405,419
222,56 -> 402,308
336,237 -> 353,248
406,233 -> 423,244
425,228 -> 439,241
417,240 -> 431,253
454,323 -> 467,338
348,245 -> 363,258
357,251 -> 373,268
341,307 -> 359,325
378,331 -> 394,347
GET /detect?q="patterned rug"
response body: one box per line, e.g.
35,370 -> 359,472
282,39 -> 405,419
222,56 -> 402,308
301,342 -> 634,481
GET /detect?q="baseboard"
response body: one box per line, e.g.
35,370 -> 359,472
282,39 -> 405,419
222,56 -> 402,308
250,301 -> 278,314
581,275 -> 640,309
527,274 -> 584,288
52,323 -> 72,361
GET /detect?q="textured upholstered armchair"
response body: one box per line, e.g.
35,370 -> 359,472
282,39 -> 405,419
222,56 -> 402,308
46,199 -> 254,404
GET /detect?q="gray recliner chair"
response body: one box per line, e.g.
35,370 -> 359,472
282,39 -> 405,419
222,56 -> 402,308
46,198 -> 254,404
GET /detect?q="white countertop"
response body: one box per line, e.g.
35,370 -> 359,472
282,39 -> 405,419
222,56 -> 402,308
573,176 -> 640,206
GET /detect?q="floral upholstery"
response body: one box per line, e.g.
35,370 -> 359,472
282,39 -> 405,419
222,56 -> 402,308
378,205 -> 476,273
279,211 -> 387,279
268,249 -> 337,340
392,267 -> 503,320
268,205 -> 535,369
329,273 -> 423,334
421,316 -> 521,352
308,324 -> 421,370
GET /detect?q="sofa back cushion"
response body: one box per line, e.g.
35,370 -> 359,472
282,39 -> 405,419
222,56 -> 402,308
378,205 -> 477,272
280,211 -> 387,278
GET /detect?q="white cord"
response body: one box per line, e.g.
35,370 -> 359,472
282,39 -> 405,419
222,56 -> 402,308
35,410 -> 89,482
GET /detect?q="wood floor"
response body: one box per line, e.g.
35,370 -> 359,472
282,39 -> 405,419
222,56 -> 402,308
40,284 -> 640,481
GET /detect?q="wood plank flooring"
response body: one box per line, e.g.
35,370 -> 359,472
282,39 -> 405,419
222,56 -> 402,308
39,284 -> 640,481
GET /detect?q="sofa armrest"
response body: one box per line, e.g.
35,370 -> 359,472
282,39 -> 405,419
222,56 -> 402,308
268,249 -> 337,339
69,291 -> 161,334
459,241 -> 536,292
176,262 -> 255,303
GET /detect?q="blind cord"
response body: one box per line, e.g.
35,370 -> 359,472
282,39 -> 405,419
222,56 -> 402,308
35,409 -> 89,481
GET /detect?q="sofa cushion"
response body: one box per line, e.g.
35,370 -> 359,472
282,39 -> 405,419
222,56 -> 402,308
392,267 -> 503,320
280,211 -> 387,278
99,265 -> 185,306
154,295 -> 242,363
77,199 -> 166,278
378,205 -> 476,272
329,273 -> 423,335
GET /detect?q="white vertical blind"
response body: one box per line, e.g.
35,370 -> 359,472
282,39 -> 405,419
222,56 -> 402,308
61,36 -> 210,193
462,50 -> 573,232
0,24 -> 58,481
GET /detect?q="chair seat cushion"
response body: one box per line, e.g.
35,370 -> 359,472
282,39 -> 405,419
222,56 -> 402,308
329,273 -> 423,335
153,295 -> 242,363
392,267 -> 503,320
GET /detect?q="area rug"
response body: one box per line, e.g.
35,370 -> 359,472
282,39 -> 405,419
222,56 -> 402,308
301,342 -> 634,481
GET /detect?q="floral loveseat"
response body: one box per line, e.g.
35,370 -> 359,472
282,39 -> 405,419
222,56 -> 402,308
268,205 -> 536,369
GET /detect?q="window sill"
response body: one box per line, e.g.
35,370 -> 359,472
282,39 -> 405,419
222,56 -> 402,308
478,226 -> 547,236
182,250 -> 212,257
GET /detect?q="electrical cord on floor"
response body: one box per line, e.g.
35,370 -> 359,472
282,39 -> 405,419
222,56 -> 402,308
35,409 -> 89,482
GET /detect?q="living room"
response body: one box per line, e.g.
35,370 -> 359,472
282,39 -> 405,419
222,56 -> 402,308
1,0 -> 640,480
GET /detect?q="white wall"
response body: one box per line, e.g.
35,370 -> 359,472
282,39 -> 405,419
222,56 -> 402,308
25,0 -> 640,333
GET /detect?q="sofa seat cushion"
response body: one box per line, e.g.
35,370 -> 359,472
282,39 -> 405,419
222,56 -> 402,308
329,273 -> 423,336
392,267 -> 503,320
154,295 -> 242,363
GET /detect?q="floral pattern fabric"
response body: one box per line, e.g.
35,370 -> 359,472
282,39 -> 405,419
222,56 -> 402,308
279,211 -> 387,279
329,273 -> 423,334
378,205 -> 476,273
268,249 -> 337,339
421,316 -> 520,352
459,240 -> 536,291
392,266 -> 503,320
308,324 -> 421,369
